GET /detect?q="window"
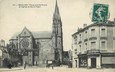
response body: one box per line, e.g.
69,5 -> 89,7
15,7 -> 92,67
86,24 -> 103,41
85,31 -> 87,39
75,49 -> 77,51
74,35 -> 77,39
91,29 -> 95,36
85,43 -> 87,50
74,35 -> 77,41
79,45 -> 81,52
79,34 -> 81,36
75,49 -> 77,54
74,42 -> 77,44
79,34 -> 81,40
75,52 -> 77,54
21,38 -> 29,48
91,42 -> 96,49
101,28 -> 105,36
101,41 -> 105,49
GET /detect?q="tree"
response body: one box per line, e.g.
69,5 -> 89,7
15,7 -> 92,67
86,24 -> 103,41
7,43 -> 21,67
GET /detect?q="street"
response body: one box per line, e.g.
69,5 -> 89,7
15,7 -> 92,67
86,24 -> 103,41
0,66 -> 115,72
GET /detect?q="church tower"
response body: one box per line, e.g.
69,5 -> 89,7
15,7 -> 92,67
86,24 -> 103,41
52,0 -> 63,65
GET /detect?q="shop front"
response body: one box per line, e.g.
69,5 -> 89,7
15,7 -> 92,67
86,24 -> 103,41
78,54 -> 87,68
77,51 -> 115,68
87,55 -> 101,68
87,49 -> 101,68
101,53 -> 115,68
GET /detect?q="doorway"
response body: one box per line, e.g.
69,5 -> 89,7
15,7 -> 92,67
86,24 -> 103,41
91,58 -> 96,68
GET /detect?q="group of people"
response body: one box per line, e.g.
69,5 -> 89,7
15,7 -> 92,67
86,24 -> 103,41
7,62 -> 54,69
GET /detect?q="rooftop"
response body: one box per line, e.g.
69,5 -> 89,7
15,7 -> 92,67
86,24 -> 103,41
10,31 -> 52,40
72,20 -> 115,36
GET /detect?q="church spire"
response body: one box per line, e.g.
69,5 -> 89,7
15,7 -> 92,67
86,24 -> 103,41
52,0 -> 63,64
53,0 -> 61,20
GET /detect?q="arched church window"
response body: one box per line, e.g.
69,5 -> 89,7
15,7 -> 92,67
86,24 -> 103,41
21,38 -> 29,48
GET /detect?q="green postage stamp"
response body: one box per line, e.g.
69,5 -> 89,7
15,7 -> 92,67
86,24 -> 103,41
92,3 -> 109,23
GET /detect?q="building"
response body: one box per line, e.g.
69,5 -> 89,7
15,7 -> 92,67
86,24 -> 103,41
0,46 -> 2,67
72,20 -> 115,68
0,39 -> 5,47
0,39 -> 5,67
0,39 -> 10,67
9,0 -> 63,67
63,51 -> 69,65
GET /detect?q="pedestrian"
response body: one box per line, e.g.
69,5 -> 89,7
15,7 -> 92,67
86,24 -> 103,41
24,62 -> 27,69
8,63 -> 12,69
52,64 -> 54,69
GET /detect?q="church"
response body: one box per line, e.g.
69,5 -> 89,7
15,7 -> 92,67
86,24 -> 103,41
9,1 -> 63,67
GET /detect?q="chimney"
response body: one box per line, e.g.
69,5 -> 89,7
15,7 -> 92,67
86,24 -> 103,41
83,24 -> 87,28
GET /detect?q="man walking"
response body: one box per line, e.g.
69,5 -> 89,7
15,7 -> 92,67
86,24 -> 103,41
24,62 -> 27,69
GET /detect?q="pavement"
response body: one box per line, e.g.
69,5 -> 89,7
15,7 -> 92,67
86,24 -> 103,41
0,66 -> 115,72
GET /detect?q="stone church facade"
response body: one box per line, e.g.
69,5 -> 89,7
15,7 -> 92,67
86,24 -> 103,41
9,1 -> 63,67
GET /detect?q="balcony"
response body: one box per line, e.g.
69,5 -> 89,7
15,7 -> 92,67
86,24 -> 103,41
100,37 -> 107,40
89,37 -> 97,40
87,49 -> 100,55
100,50 -> 107,53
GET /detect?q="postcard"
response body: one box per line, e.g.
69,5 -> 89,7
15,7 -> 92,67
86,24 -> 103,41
0,0 -> 115,72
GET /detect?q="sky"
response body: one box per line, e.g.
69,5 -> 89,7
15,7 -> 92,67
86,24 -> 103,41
0,0 -> 115,51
